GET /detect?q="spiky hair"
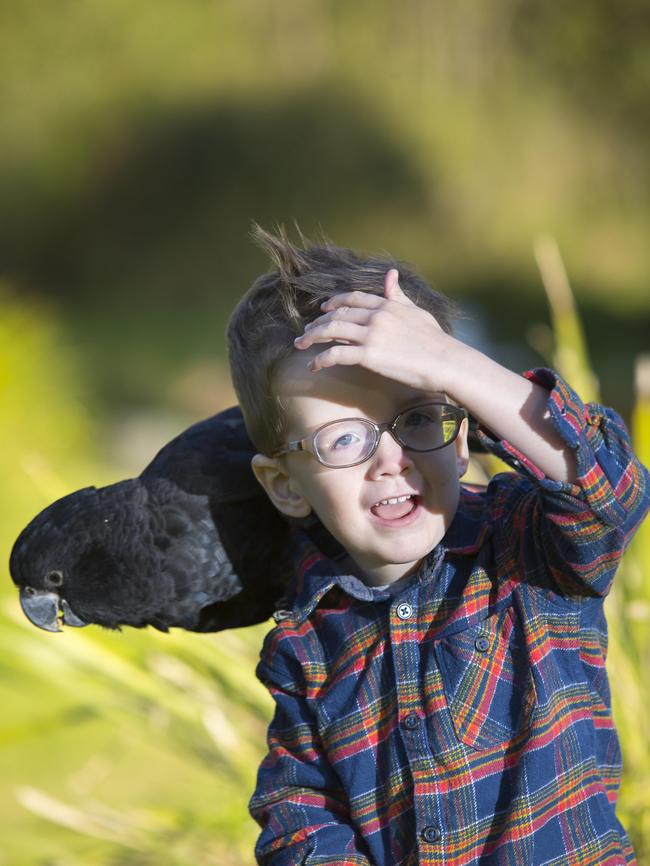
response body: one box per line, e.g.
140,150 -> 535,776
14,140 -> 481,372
226,224 -> 457,454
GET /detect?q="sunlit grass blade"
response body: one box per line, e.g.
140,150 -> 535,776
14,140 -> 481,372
534,235 -> 599,403
632,356 -> 650,582
2,598 -> 269,774
16,786 -> 149,849
533,240 -> 649,859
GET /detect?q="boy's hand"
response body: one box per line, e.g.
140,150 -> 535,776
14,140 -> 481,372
294,269 -> 578,483
293,269 -> 455,394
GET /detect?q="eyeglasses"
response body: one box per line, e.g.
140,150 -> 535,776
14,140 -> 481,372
272,402 -> 468,469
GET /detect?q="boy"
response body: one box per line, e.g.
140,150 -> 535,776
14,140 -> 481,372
227,227 -> 649,865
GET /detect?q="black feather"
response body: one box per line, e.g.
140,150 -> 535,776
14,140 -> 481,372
9,406 -> 341,633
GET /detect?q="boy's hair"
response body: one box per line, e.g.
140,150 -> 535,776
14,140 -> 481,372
227,225 -> 458,455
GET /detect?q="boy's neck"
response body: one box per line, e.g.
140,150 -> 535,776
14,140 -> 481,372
339,553 -> 422,588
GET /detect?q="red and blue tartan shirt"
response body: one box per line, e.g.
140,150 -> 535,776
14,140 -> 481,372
250,369 -> 650,866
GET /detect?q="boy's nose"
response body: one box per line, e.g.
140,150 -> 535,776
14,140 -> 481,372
367,430 -> 413,477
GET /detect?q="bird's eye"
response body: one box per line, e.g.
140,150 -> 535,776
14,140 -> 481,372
45,570 -> 64,587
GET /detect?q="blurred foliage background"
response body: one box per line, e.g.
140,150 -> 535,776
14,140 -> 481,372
1,1 -> 648,864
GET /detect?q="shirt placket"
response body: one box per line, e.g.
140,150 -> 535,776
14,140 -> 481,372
391,586 -> 446,864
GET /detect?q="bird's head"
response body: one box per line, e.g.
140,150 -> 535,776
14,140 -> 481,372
9,481 -> 149,632
9,487 -> 101,631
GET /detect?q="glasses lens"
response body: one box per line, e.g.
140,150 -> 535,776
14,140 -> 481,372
313,419 -> 376,467
396,404 -> 461,451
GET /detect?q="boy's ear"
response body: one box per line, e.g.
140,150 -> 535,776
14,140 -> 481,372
251,454 -> 312,518
455,417 -> 470,478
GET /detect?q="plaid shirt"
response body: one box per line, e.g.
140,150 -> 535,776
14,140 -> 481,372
250,370 -> 649,866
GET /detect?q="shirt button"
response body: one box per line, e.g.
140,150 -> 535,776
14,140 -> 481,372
401,712 -> 419,730
421,825 -> 441,843
396,602 -> 414,620
475,636 -> 490,652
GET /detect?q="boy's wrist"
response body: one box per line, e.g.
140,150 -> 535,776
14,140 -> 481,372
420,335 -> 483,404
430,348 -> 579,484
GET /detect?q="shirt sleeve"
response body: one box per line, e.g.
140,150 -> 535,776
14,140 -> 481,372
476,368 -> 650,597
249,633 -> 373,866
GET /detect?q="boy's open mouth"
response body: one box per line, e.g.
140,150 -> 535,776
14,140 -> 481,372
370,494 -> 420,523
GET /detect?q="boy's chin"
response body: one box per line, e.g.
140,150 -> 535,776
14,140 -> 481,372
355,536 -> 441,582
372,533 -> 442,573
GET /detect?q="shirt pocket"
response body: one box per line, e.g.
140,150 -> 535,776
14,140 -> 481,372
434,606 -> 536,751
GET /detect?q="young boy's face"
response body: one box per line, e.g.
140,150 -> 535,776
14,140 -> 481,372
254,347 -> 469,586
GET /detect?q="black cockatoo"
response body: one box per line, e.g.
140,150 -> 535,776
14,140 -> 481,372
9,406 -> 342,634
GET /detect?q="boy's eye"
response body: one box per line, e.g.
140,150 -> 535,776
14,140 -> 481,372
404,410 -> 437,428
315,421 -> 371,464
332,432 -> 361,450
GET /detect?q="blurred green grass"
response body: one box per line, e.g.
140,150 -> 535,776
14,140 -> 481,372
0,291 -> 271,865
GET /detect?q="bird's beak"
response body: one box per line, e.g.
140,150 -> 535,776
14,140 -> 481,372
60,599 -> 88,628
19,589 -> 88,632
20,589 -> 61,632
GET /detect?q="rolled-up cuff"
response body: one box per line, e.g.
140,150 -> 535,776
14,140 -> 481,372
475,368 -> 629,527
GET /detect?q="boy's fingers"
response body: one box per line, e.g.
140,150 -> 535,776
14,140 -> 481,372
308,344 -> 365,372
321,291 -> 384,312
384,269 -> 414,304
305,307 -> 373,330
295,321 -> 367,348
320,274 -> 413,312
384,268 -> 400,295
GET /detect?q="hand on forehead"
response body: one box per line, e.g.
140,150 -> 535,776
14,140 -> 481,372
291,269 -> 452,397
276,346 -> 446,441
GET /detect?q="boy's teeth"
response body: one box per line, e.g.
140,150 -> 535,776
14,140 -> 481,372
376,495 -> 412,506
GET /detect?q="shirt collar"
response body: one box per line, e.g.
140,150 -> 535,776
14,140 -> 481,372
285,483 -> 490,624
285,532 -> 375,624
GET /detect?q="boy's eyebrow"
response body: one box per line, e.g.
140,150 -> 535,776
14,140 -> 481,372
317,396 -> 454,427
400,393 -> 449,409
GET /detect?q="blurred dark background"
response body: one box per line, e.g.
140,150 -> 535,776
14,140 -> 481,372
2,0 -> 648,443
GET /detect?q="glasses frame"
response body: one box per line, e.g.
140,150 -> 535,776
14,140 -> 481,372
272,402 -> 468,469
